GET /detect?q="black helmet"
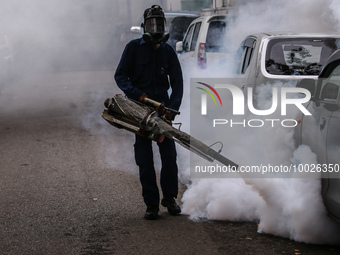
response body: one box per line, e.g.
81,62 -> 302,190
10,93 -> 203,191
142,5 -> 169,44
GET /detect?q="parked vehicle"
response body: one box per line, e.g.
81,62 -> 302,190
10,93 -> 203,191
296,49 -> 340,223
180,31 -> 340,107
176,14 -> 230,69
231,32 -> 340,92
128,11 -> 200,49
228,32 -> 340,224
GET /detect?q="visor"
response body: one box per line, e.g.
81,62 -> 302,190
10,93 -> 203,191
144,18 -> 165,34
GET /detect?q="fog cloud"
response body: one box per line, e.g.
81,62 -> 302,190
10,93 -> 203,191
181,0 -> 340,244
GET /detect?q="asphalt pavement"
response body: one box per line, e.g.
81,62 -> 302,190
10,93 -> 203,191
0,70 -> 339,255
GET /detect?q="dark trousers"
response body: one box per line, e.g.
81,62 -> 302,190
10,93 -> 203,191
134,134 -> 178,207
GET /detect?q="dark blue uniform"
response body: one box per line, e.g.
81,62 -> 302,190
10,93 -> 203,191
114,38 -> 183,207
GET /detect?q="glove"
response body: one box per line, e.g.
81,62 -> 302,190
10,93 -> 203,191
138,93 -> 148,103
165,110 -> 174,121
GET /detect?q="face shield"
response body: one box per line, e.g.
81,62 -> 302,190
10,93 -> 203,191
144,17 -> 165,34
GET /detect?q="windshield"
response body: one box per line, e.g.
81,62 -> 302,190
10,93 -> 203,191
265,38 -> 340,75
206,20 -> 227,52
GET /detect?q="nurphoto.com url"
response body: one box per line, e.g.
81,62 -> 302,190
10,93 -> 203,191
192,163 -> 340,178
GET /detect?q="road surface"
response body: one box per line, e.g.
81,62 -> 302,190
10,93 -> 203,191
0,70 -> 339,254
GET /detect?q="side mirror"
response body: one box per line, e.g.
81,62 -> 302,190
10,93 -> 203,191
296,78 -> 316,99
130,26 -> 142,34
176,41 -> 183,53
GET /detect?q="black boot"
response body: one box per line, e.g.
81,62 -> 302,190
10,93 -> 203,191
161,197 -> 181,215
144,205 -> 159,220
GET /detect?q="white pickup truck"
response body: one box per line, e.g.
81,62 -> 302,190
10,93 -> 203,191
176,14 -> 230,70
229,32 -> 340,91
177,24 -> 340,94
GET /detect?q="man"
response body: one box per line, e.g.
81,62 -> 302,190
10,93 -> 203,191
114,5 -> 183,220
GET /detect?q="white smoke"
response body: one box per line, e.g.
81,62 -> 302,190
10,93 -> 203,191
225,0 -> 338,52
253,146 -> 340,244
0,0 -> 144,175
180,0 -> 340,245
181,83 -> 340,244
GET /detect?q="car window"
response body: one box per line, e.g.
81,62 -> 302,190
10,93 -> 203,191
205,21 -> 227,52
183,24 -> 195,52
169,16 -> 198,41
320,64 -> 340,103
234,38 -> 256,74
167,16 -> 199,49
265,38 -> 340,75
165,16 -> 175,31
233,41 -> 244,74
241,38 -> 256,74
190,22 -> 201,51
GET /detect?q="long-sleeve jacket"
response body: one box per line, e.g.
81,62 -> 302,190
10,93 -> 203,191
114,38 -> 183,111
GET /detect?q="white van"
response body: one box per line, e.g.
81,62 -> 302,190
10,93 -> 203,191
176,15 -> 230,69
